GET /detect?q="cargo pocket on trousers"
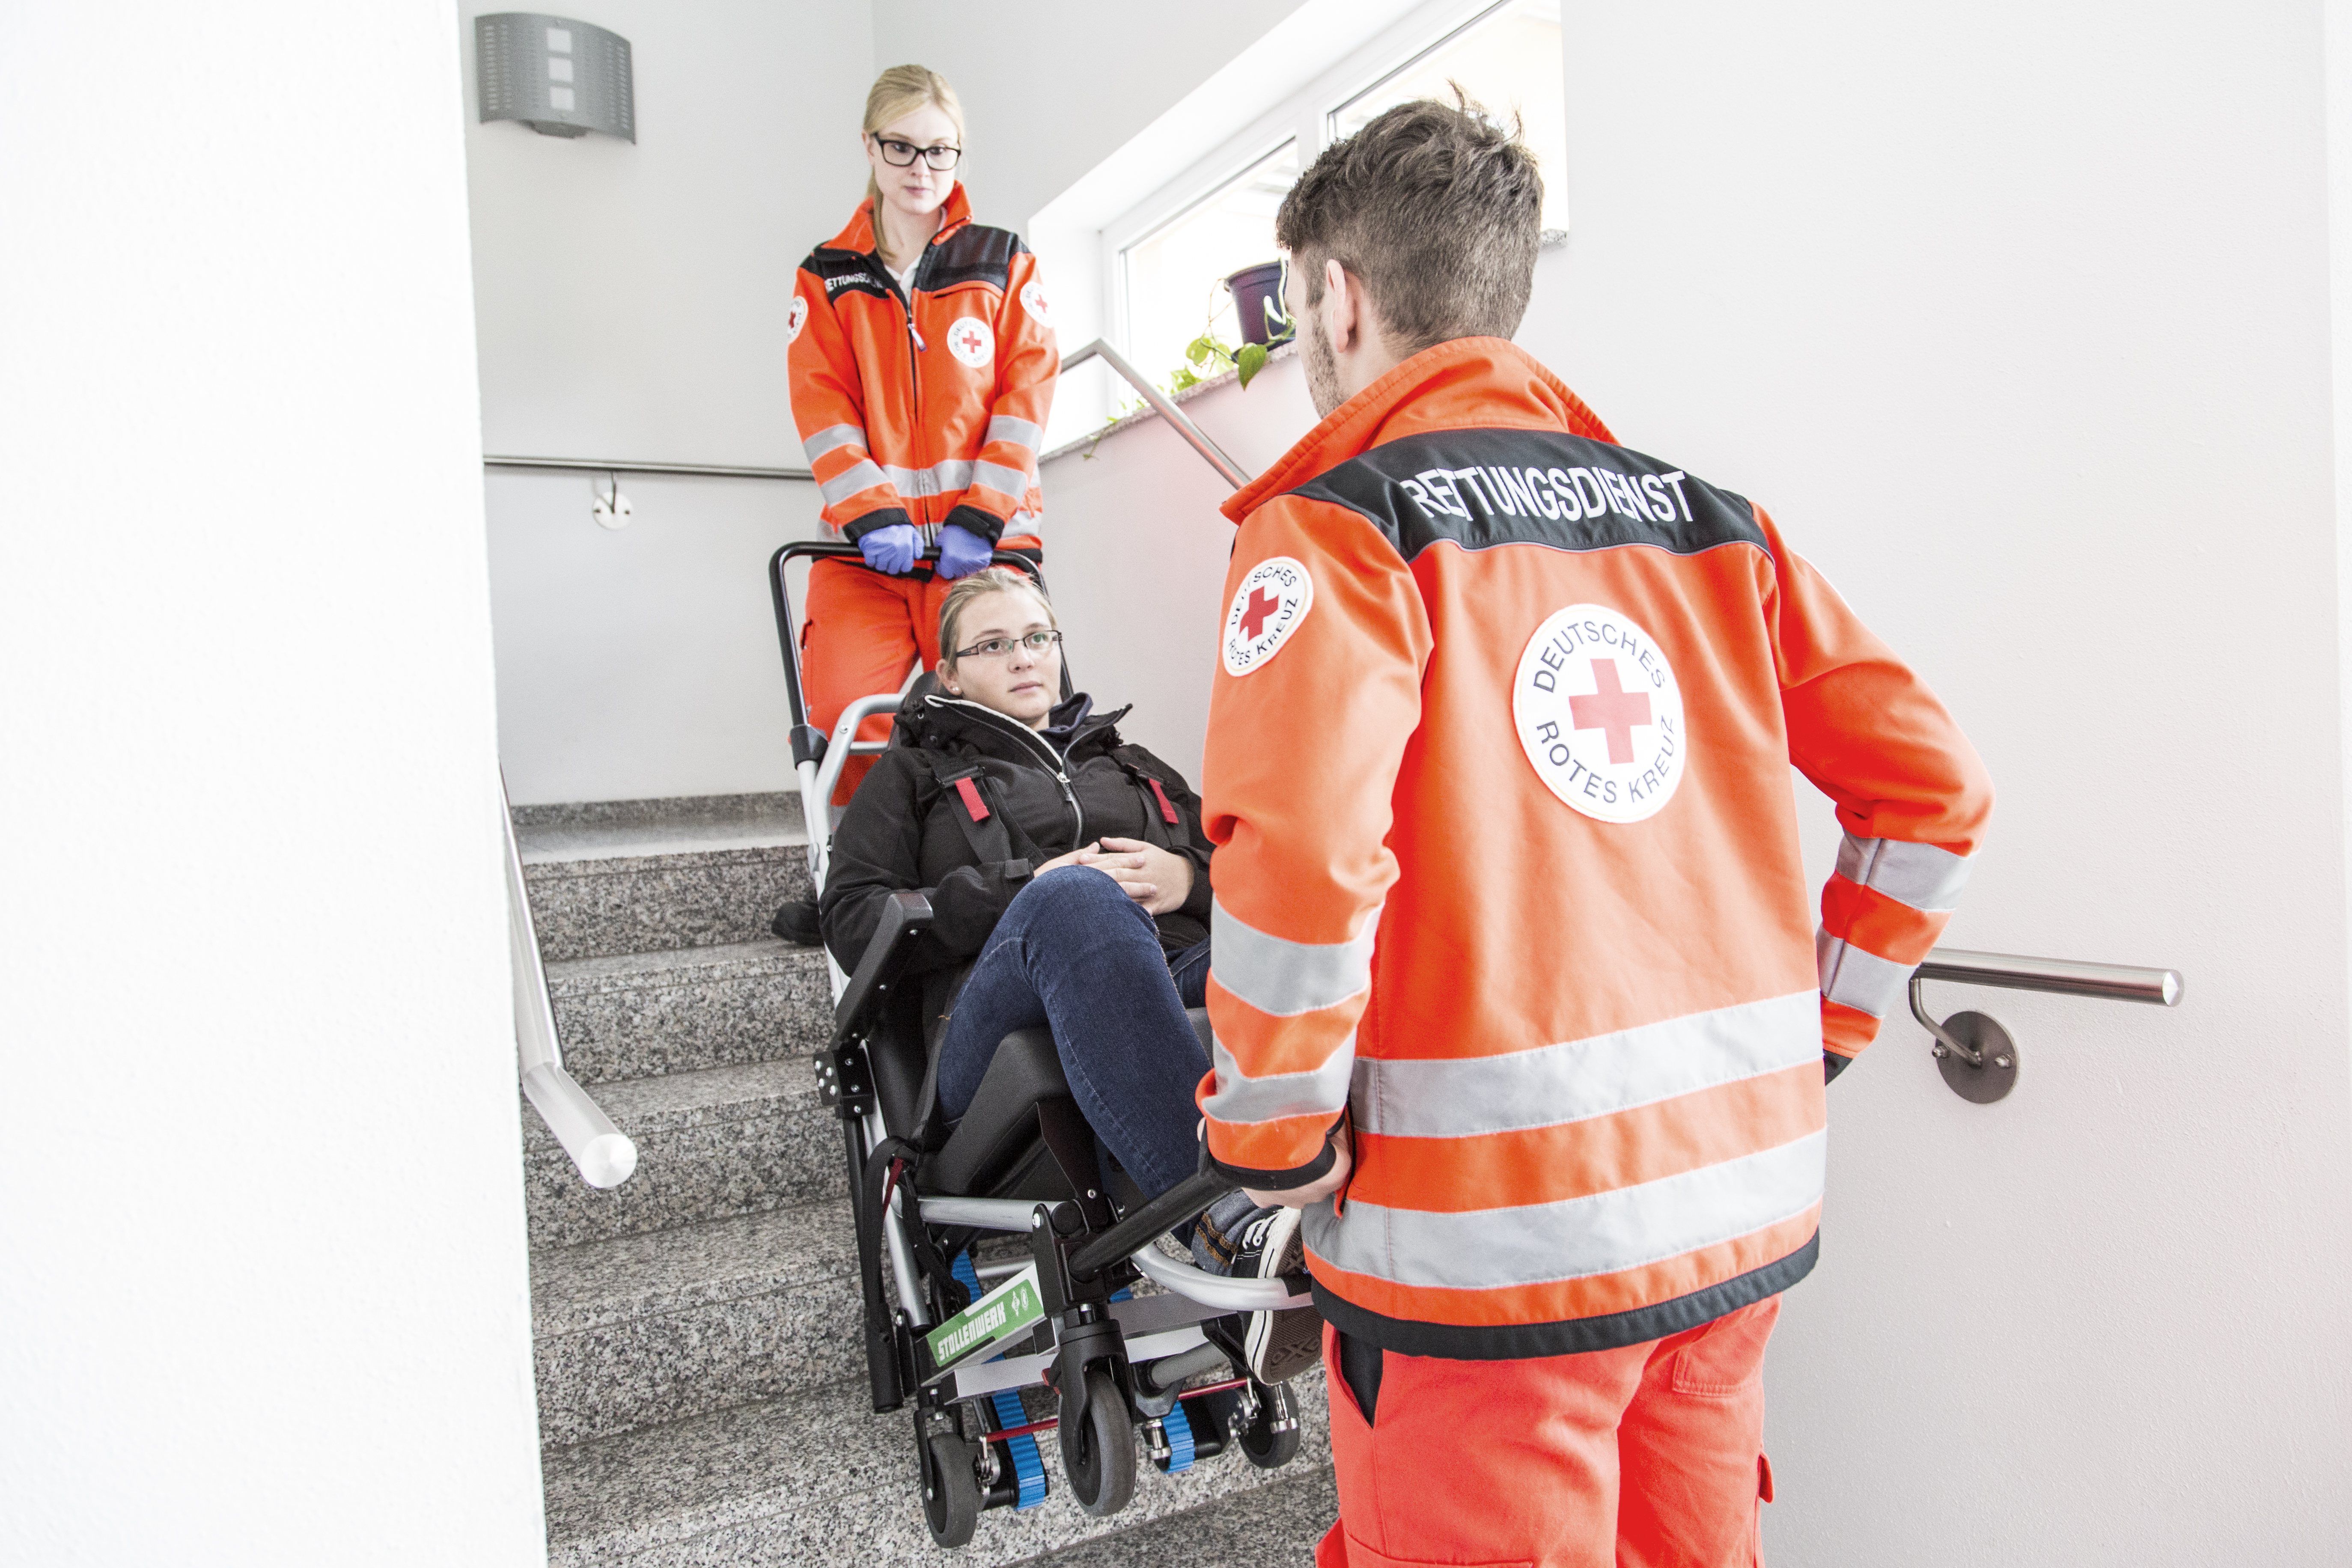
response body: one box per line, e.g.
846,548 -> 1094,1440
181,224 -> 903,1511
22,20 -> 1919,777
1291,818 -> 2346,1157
1337,1535 -> 1534,1568
1668,1297 -> 1778,1397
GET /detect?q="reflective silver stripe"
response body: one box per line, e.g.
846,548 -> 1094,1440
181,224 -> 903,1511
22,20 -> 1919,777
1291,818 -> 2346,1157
986,414 -> 1043,451
1816,929 -> 1912,1018
1202,1031 -> 1355,1127
1353,991 -> 1819,1140
801,423 -> 868,462
1303,1129 -> 1826,1290
1210,896 -> 1378,1019
970,459 -> 1032,498
819,459 -> 890,507
882,459 -> 975,497
1835,833 -> 1971,912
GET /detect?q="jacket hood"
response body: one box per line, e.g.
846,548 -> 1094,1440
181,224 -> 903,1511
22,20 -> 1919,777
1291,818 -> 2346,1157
824,183 -> 973,256
1220,336 -> 1617,524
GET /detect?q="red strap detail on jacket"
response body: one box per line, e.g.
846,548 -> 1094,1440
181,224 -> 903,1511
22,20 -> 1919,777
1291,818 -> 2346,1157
954,777 -> 990,821
1148,778 -> 1180,825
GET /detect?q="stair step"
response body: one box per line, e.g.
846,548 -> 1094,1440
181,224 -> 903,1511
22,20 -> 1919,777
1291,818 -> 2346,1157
542,1371 -> 1332,1568
1030,1466 -> 1337,1566
525,844 -> 814,964
533,1201 -> 862,1446
515,791 -> 810,862
548,939 -> 832,1084
524,1060 -> 844,1248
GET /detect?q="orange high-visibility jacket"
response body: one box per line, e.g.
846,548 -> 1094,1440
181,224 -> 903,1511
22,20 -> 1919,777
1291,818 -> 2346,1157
1197,338 -> 1992,1358
788,185 -> 1056,547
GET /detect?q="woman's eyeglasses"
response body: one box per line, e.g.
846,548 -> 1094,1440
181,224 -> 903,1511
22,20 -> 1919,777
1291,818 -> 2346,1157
952,629 -> 1062,661
872,136 -> 962,171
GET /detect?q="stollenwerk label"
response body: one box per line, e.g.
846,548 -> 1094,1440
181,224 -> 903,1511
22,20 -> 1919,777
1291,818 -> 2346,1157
923,1263 -> 1046,1377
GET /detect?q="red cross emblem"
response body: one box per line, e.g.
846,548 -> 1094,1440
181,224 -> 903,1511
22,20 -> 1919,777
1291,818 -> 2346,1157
1239,586 -> 1281,640
1569,659 -> 1652,764
950,321 -> 988,357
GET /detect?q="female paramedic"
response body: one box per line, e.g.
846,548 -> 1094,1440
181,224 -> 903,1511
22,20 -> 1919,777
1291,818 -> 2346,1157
816,568 -> 1320,1386
787,65 -> 1057,803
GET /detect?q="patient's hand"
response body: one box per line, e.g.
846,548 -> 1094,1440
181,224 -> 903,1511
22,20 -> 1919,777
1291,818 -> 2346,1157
1081,836 -> 1195,916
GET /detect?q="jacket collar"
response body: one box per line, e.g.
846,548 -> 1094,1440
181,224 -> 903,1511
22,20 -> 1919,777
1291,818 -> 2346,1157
825,183 -> 973,261
908,689 -> 1128,765
1220,336 -> 1617,524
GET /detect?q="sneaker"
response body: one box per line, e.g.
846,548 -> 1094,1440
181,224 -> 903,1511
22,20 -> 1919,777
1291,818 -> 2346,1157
1222,1205 -> 1323,1385
771,897 -> 822,946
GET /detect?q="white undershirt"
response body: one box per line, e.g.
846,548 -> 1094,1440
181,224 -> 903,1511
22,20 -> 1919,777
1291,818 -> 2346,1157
889,259 -> 917,296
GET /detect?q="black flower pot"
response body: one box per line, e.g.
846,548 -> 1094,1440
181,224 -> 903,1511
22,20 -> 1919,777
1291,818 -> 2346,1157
1227,259 -> 1295,347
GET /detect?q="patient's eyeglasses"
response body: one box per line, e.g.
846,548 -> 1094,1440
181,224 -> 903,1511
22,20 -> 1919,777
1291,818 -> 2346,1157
872,136 -> 962,171
952,629 -> 1062,661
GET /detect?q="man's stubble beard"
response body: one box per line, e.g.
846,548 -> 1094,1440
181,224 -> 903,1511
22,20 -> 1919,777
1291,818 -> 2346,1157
1301,310 -> 1346,418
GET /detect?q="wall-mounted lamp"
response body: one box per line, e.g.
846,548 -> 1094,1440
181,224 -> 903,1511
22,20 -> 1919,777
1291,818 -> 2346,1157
476,13 -> 634,142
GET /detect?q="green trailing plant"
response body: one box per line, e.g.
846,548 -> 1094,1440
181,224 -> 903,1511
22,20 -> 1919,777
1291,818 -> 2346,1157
1081,280 -> 1287,458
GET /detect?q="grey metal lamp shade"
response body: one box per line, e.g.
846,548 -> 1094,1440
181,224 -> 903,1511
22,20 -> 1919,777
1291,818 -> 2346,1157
477,13 -> 634,141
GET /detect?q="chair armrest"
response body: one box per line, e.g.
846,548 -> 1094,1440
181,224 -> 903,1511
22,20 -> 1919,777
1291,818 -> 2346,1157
833,890 -> 934,1044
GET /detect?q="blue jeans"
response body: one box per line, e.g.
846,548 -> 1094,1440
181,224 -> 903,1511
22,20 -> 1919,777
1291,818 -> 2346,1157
937,868 -> 1212,1198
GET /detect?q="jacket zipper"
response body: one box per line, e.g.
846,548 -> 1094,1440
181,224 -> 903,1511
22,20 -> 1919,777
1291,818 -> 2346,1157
929,696 -> 1085,848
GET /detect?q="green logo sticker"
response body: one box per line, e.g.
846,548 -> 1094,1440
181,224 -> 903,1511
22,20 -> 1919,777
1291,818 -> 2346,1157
925,1264 -> 1046,1375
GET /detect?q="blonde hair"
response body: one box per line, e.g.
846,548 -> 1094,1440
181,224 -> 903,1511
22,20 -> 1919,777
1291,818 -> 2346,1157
863,65 -> 966,211
939,568 -> 1054,667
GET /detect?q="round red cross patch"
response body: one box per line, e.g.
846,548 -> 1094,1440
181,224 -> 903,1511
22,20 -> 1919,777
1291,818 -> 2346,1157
946,315 -> 995,369
1512,603 -> 1686,823
1222,557 -> 1313,676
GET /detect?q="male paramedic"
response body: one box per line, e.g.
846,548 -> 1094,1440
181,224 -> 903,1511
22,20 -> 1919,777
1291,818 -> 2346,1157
1196,95 -> 1994,1566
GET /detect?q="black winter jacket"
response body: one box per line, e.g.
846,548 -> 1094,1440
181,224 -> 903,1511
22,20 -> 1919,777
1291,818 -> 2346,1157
818,688 -> 1215,1047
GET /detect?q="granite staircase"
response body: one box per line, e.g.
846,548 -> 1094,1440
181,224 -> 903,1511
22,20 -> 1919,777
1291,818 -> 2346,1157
514,792 -> 1337,1566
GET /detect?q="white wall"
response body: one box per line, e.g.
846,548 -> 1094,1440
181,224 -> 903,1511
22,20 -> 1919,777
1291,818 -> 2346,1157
475,1 -> 1338,803
1549,2 -> 2352,1561
465,0 -> 870,803
0,4 -> 545,1565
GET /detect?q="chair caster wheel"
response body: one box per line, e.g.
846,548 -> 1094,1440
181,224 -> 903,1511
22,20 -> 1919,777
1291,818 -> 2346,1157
1060,1368 -> 1137,1517
923,1432 -> 980,1547
1235,1380 -> 1301,1470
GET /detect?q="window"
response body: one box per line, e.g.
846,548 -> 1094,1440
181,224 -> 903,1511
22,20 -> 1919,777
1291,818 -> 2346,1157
1118,141 -> 1299,400
1331,0 -> 1568,235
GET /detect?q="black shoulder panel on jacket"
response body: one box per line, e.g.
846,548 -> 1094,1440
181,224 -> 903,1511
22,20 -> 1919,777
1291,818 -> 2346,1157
803,247 -> 894,305
1287,428 -> 1765,563
921,225 -> 1027,294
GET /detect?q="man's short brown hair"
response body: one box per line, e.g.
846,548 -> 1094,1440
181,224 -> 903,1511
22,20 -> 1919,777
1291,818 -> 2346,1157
1275,90 -> 1543,355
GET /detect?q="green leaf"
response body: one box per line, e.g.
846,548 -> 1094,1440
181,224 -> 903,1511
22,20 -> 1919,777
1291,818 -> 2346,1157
1236,342 -> 1269,390
1185,335 -> 1216,367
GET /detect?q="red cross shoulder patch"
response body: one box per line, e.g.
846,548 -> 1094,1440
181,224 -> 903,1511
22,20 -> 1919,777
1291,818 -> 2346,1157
1222,556 -> 1314,676
945,315 -> 995,369
1512,603 -> 1687,823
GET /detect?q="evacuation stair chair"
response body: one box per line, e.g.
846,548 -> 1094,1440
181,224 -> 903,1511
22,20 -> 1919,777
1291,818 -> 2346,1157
768,541 -> 1312,1547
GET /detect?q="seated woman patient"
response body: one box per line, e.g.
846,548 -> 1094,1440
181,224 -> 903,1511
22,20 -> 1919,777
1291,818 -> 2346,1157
817,566 -> 1316,1381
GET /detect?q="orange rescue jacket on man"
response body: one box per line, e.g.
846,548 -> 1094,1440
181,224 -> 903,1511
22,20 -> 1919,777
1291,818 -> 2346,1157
1197,337 -> 1992,1358
788,185 -> 1055,548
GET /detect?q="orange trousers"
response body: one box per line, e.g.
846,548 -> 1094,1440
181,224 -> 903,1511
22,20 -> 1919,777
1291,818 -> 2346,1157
801,558 -> 952,804
1318,1297 -> 1778,1568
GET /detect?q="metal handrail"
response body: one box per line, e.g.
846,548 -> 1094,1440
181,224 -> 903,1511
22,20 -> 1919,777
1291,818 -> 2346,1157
482,335 -> 1255,494
1059,338 -> 1252,490
484,455 -> 813,481
1916,948 -> 2181,1007
503,776 -> 638,1188
1907,945 -> 2182,1103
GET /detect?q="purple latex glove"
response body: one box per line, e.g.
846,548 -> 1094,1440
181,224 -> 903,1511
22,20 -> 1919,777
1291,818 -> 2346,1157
857,522 -> 919,575
935,522 -> 994,580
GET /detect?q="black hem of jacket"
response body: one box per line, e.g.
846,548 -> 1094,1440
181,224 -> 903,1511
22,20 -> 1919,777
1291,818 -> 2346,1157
841,505 -> 914,544
943,502 -> 1006,545
1309,1231 -> 1819,1360
1209,1137 -> 1338,1191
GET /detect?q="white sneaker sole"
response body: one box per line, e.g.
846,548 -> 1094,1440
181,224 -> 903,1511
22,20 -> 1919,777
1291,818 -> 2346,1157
1242,1207 -> 1322,1384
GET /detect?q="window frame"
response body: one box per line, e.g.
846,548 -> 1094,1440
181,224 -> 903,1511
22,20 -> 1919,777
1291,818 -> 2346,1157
1100,0 -> 1557,363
